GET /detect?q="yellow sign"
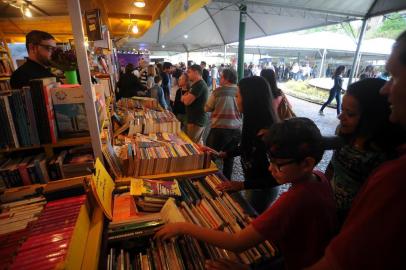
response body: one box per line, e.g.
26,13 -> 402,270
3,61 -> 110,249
161,0 -> 210,34
91,158 -> 115,220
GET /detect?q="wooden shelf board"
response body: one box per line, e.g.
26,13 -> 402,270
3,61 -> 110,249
0,136 -> 91,154
115,162 -> 218,185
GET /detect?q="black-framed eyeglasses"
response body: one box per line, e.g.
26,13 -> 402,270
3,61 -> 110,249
267,153 -> 299,171
38,44 -> 56,52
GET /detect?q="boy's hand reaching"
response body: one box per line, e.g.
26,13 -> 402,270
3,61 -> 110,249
154,222 -> 185,240
216,181 -> 244,192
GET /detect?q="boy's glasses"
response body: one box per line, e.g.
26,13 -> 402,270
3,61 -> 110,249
38,44 -> 56,52
267,154 -> 298,171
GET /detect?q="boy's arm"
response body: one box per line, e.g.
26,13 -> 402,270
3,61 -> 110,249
155,222 -> 264,253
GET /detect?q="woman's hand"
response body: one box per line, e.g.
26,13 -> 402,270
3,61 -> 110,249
217,151 -> 227,159
205,259 -> 250,270
216,181 -> 244,192
154,223 -> 185,241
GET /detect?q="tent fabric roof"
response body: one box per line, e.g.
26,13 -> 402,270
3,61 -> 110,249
122,0 -> 406,52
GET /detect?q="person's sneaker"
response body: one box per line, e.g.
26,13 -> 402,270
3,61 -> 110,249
319,110 -> 324,116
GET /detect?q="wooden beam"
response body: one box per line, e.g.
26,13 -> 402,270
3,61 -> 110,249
152,0 -> 171,21
108,13 -> 152,21
23,0 -> 50,16
91,0 -> 112,32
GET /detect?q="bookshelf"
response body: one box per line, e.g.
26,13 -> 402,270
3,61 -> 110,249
0,136 -> 91,156
0,39 -> 13,92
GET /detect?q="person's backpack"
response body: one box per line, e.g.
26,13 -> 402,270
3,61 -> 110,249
277,94 -> 296,120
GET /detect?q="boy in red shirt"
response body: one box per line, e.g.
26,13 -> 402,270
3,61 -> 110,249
155,118 -> 338,270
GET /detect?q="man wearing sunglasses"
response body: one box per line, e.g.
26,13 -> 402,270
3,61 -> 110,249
10,30 -> 57,89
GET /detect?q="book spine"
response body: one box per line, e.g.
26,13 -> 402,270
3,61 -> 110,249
22,87 -> 40,145
2,96 -> 20,148
42,84 -> 58,143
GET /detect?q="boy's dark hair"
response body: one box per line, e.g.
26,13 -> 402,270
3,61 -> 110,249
26,30 -> 55,51
163,62 -> 172,70
264,117 -> 324,164
221,68 -> 237,84
189,64 -> 203,76
154,75 -> 162,84
200,61 -> 206,66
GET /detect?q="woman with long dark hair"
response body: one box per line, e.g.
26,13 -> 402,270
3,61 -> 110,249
328,78 -> 404,225
260,68 -> 294,119
216,76 -> 280,213
319,65 -> 346,116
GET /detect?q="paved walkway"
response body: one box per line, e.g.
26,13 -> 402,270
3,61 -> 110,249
230,95 -> 339,181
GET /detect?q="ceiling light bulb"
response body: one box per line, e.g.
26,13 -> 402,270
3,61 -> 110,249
132,24 -> 139,34
134,1 -> 146,8
161,45 -> 165,48
24,7 -> 32,17
184,34 -> 188,39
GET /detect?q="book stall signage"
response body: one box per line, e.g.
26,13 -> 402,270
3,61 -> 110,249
91,158 -> 115,220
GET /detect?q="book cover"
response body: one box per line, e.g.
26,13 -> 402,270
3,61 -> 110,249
51,85 -> 90,138
130,179 -> 181,198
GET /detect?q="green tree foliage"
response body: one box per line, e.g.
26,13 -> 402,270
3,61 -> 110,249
369,13 -> 406,39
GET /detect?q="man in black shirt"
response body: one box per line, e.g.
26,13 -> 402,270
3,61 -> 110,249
200,61 -> 210,85
10,30 -> 57,89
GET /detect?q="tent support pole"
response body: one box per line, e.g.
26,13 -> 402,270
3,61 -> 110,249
237,4 -> 247,81
319,48 -> 327,78
67,0 -> 104,163
224,45 -> 227,64
349,18 -> 368,85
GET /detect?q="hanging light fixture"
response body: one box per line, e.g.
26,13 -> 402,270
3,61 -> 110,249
24,7 -> 32,17
19,3 -> 32,18
132,23 -> 139,34
133,0 -> 146,8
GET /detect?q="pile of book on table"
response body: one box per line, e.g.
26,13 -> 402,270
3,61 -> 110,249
114,98 -> 180,135
0,196 -> 46,267
105,174 -> 276,270
103,132 -> 211,178
0,193 -> 91,269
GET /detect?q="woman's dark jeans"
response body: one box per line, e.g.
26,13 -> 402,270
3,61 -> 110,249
320,88 -> 342,115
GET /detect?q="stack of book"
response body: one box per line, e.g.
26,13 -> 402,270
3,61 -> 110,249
0,196 -> 46,268
9,195 -> 90,269
114,99 -> 180,136
117,97 -> 158,110
103,133 -> 211,177
131,178 -> 181,212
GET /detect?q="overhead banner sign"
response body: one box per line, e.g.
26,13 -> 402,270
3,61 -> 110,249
161,0 -> 210,34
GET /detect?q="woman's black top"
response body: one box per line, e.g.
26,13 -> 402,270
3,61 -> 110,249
117,73 -> 146,99
227,134 -> 278,189
173,88 -> 187,115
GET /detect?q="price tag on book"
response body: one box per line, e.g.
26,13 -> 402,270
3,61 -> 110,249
90,158 -> 115,220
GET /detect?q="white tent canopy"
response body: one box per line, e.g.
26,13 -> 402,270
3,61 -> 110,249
118,0 -> 406,52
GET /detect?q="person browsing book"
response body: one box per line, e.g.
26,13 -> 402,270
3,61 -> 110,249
182,64 -> 209,144
11,30 -> 57,89
155,118 -> 338,270
214,76 -> 280,213
205,68 -> 242,179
